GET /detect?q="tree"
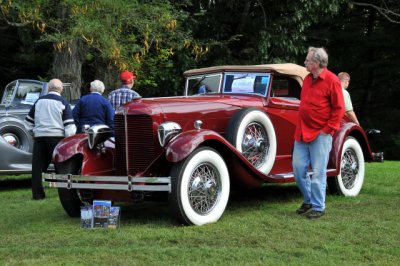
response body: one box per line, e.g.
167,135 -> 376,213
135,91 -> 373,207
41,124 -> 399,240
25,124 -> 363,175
305,0 -> 400,159
350,0 -> 400,24
174,0 -> 343,67
0,0 -> 192,97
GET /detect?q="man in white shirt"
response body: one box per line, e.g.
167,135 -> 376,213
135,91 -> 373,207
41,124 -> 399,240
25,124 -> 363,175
25,78 -> 76,200
338,72 -> 360,126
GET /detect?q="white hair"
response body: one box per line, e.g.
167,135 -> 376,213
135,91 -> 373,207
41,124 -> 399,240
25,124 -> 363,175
90,80 -> 105,94
308,47 -> 329,68
48,78 -> 63,92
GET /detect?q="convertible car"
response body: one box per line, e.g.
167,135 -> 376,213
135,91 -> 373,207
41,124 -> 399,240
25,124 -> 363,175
44,63 -> 383,225
0,79 -> 74,175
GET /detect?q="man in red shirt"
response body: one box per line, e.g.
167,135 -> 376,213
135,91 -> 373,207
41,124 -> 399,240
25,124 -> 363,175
293,47 -> 345,219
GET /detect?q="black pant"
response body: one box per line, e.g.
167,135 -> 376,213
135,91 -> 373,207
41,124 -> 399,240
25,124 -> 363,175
31,137 -> 64,198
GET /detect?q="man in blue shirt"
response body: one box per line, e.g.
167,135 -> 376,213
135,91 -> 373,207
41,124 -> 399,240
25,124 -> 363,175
108,70 -> 141,110
73,80 -> 114,133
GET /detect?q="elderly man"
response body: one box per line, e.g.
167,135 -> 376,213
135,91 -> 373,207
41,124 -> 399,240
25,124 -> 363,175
25,78 -> 76,200
73,80 -> 114,133
292,47 -> 345,219
108,70 -> 141,110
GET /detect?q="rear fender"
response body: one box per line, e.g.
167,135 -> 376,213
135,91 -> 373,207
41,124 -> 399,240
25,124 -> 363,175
330,123 -> 373,176
53,134 -> 115,175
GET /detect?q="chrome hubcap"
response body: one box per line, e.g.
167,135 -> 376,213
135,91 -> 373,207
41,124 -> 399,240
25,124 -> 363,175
341,148 -> 359,189
188,163 -> 220,215
3,133 -> 19,148
241,122 -> 268,168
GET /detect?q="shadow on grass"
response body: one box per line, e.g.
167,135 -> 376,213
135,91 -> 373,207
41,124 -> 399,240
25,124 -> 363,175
1,175 -> 302,226
0,177 -> 31,191
115,183 -> 302,226
230,183 -> 301,203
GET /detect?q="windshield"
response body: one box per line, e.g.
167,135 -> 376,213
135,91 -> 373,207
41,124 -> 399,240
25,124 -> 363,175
186,74 -> 222,96
1,80 -> 44,106
223,72 -> 271,96
1,81 -> 17,106
16,82 -> 43,105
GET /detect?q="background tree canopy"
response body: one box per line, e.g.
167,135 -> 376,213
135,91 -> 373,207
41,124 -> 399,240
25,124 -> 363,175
0,0 -> 398,159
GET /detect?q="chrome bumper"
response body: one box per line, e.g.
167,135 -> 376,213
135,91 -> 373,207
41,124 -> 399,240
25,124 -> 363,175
372,152 -> 384,162
43,173 -> 171,192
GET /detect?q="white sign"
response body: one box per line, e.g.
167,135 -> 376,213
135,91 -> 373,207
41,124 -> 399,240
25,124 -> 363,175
22,92 -> 40,104
231,77 -> 255,93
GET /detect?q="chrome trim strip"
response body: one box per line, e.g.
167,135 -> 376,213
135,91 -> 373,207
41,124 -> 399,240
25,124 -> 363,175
43,173 -> 171,192
47,182 -> 170,192
269,173 -> 294,179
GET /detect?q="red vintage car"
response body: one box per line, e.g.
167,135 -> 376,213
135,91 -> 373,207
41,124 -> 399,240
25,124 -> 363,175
44,64 -> 383,225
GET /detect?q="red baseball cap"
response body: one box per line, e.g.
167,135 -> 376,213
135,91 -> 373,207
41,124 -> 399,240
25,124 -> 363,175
120,70 -> 136,84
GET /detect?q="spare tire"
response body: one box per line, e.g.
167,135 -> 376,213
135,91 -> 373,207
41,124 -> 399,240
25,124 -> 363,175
226,108 -> 277,174
0,121 -> 32,152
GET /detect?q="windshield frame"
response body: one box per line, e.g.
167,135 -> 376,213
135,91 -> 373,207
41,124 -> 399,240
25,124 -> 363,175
185,73 -> 223,96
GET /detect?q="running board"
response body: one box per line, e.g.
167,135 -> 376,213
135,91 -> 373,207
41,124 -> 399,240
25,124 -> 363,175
268,169 -> 337,179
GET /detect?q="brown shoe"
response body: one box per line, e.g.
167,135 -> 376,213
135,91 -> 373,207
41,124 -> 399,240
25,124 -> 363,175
305,210 -> 325,219
296,203 -> 312,214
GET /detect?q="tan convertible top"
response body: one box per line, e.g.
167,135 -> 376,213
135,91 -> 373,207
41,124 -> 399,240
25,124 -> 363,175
184,63 -> 309,85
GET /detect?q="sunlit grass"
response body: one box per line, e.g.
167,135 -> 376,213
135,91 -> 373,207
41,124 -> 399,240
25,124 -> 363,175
0,162 -> 399,265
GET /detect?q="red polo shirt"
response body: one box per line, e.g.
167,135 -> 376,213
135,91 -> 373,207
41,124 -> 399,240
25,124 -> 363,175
294,68 -> 345,143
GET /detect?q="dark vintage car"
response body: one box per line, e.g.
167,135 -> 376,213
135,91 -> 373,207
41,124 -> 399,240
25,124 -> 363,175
0,79 -> 74,175
44,64 -> 383,225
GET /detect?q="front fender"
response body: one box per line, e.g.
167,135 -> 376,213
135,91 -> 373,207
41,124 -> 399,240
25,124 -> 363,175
330,122 -> 372,176
0,115 -> 27,125
165,129 -> 268,188
53,134 -> 115,175
166,129 -> 238,162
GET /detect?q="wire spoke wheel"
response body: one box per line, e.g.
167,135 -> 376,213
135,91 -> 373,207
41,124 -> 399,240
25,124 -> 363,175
241,122 -> 269,169
169,147 -> 230,225
188,163 -> 221,215
227,108 -> 276,174
328,137 -> 365,196
340,148 -> 359,189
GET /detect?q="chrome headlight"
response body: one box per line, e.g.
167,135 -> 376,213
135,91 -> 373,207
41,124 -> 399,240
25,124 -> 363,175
158,122 -> 182,147
87,125 -> 113,149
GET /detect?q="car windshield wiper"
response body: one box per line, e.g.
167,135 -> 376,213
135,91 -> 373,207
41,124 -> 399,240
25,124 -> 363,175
233,74 -> 249,80
189,75 -> 206,92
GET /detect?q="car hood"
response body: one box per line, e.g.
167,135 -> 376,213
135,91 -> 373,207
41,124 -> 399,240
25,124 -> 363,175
121,95 -> 265,132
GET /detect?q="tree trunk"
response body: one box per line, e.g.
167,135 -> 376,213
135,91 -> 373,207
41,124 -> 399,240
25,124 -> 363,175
51,39 -> 84,100
95,63 -> 119,96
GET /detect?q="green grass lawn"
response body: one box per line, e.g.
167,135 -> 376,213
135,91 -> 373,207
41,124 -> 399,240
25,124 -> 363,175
0,162 -> 399,265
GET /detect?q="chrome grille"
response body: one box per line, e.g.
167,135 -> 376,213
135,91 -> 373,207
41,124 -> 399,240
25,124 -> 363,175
114,114 -> 154,175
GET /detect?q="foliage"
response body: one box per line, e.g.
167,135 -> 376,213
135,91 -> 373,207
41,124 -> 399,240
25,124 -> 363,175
0,0 -> 194,97
174,0 -> 344,67
0,0 -> 399,158
305,0 -> 400,159
0,162 -> 399,265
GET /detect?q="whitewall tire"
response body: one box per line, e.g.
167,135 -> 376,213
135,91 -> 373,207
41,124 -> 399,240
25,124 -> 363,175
328,137 -> 365,196
227,108 -> 277,174
169,147 -> 230,225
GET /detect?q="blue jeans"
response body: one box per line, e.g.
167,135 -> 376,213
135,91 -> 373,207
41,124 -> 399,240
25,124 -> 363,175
292,133 -> 332,211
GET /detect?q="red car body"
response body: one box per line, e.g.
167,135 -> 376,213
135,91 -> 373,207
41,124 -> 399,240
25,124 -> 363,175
45,64 -> 382,225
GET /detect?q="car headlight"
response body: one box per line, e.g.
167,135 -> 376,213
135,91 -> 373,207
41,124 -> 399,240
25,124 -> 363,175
87,125 -> 113,149
158,122 -> 182,147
